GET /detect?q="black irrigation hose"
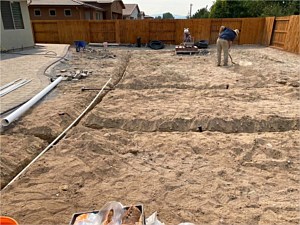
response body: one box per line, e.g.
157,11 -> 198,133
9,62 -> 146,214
148,40 -> 165,50
0,100 -> 28,116
229,53 -> 236,64
2,50 -> 58,57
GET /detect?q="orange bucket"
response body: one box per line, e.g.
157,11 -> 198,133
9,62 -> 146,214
0,216 -> 19,225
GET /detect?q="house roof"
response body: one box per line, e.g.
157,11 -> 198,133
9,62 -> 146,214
82,0 -> 125,8
82,0 -> 114,2
123,4 -> 140,16
144,15 -> 154,19
30,0 -> 104,11
30,0 -> 82,5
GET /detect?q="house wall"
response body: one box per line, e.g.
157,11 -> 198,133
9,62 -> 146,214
0,0 -> 34,51
111,1 -> 123,19
124,7 -> 139,19
29,6 -> 99,20
130,8 -> 139,19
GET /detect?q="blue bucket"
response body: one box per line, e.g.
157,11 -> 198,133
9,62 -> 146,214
74,40 -> 87,52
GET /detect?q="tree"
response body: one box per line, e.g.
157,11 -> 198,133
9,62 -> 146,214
209,0 -> 299,18
260,0 -> 300,17
162,12 -> 174,19
192,6 -> 210,18
209,0 -> 249,18
155,16 -> 162,19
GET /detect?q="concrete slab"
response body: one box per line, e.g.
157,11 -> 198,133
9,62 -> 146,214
0,44 -> 69,114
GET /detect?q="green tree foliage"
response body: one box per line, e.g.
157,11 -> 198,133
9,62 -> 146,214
163,12 -> 174,19
208,0 -> 299,18
192,6 -> 210,18
209,0 -> 250,18
260,0 -> 299,16
155,16 -> 162,19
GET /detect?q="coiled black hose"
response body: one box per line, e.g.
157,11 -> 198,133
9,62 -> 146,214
148,40 -> 165,50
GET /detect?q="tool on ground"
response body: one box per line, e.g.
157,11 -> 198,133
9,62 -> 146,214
229,53 -> 236,64
81,87 -> 114,92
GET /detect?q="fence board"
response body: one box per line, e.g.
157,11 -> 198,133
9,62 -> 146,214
32,21 -> 59,43
190,19 -> 211,43
209,19 -> 222,44
149,20 -> 176,44
271,16 -> 290,49
239,18 -> 265,44
57,20 -> 90,44
119,20 -> 150,44
90,20 -> 116,43
283,15 -> 300,54
261,17 -> 275,46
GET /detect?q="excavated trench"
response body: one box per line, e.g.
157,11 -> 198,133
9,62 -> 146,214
84,115 -> 299,133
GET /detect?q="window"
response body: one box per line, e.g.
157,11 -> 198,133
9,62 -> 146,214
0,1 -> 24,30
96,12 -> 102,20
64,9 -> 71,17
34,9 -> 41,16
49,9 -> 56,16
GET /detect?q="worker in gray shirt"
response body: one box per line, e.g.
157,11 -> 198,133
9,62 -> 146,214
217,26 -> 239,66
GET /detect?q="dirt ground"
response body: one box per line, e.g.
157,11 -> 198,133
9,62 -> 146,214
0,45 -> 299,225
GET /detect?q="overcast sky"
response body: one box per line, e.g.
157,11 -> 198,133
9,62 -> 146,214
126,0 -> 215,16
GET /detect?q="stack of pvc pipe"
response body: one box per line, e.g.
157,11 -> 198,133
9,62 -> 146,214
0,78 -> 32,97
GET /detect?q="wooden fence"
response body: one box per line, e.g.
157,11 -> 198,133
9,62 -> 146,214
272,15 -> 299,54
32,15 -> 299,54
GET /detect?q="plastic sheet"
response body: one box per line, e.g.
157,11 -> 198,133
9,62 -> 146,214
145,212 -> 165,225
97,201 -> 124,225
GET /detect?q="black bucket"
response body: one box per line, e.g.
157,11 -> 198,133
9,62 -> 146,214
137,37 -> 141,47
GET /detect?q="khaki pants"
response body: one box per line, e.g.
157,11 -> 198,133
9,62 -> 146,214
217,38 -> 229,66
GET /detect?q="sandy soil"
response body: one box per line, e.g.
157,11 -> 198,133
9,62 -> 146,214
0,45 -> 299,225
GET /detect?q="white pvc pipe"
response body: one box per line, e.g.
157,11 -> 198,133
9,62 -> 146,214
0,80 -> 32,97
0,79 -> 27,96
0,78 -> 22,91
1,77 -> 63,126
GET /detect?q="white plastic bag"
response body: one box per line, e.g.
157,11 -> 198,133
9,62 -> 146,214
146,212 -> 165,225
73,212 -> 101,225
97,201 -> 124,225
178,223 -> 196,225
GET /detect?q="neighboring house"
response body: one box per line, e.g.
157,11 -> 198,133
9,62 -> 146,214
82,0 -> 125,19
144,15 -> 154,20
0,0 -> 34,51
29,0 -> 105,20
123,4 -> 141,19
139,11 -> 145,19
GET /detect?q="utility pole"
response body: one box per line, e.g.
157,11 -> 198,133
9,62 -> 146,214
190,3 -> 193,18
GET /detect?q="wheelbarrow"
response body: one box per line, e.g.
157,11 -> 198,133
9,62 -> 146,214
74,40 -> 87,52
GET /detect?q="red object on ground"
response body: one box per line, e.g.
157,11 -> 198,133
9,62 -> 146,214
0,216 -> 19,225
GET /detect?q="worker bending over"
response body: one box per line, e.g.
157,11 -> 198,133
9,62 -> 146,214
217,26 -> 239,66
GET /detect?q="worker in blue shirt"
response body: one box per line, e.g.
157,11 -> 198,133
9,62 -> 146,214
217,26 -> 239,66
